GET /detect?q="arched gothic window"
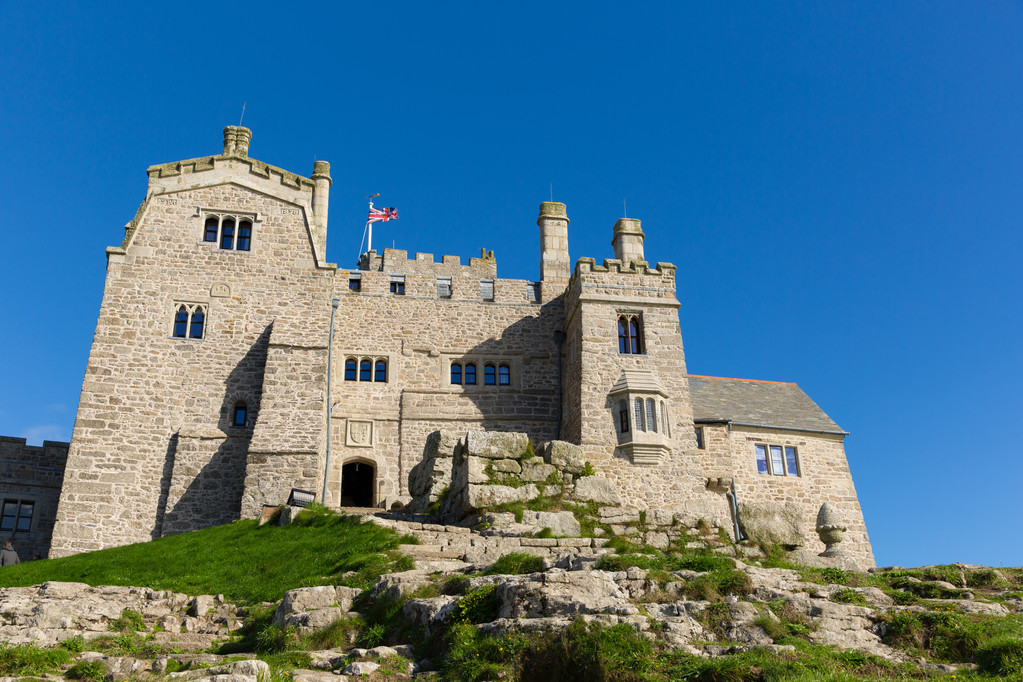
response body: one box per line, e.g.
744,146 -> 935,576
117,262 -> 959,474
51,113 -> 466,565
344,358 -> 357,381
484,363 -> 496,385
618,400 -> 629,433
498,364 -> 511,386
451,363 -> 462,385
220,218 -> 235,250
375,360 -> 387,382
359,359 -> 372,382
617,315 -> 642,354
634,398 -> 645,432
646,398 -> 657,432
172,304 -> 206,339
464,363 -> 477,385
204,217 -> 218,242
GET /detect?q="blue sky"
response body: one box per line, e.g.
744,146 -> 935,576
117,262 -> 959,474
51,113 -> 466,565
1,2 -> 1020,568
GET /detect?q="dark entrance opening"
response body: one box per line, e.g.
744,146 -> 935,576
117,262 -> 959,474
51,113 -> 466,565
340,461 -> 374,507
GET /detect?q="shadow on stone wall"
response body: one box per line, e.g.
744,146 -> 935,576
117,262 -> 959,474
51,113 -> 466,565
454,299 -> 565,440
154,327 -> 270,538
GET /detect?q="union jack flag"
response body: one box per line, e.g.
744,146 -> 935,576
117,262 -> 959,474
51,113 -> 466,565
367,204 -> 399,223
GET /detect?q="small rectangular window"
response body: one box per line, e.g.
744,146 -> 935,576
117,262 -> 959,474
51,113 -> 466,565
527,282 -> 541,303
785,447 -> 799,477
1,499 -> 32,532
755,445 -> 769,474
770,445 -> 785,476
349,275 -> 361,292
437,276 -> 452,299
694,426 -> 704,449
390,275 -> 405,295
480,279 -> 494,301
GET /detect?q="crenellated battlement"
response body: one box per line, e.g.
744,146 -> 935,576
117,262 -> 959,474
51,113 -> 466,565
146,155 -> 316,191
574,257 -> 678,278
358,247 -> 499,278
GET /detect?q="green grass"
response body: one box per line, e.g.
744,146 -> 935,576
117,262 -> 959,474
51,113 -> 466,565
0,510 -> 414,604
484,552 -> 545,576
0,645 -> 72,677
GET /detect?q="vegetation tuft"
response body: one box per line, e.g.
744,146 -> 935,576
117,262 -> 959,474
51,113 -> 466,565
484,552 -> 545,576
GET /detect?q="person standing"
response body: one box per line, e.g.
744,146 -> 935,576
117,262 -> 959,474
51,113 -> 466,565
0,540 -> 20,566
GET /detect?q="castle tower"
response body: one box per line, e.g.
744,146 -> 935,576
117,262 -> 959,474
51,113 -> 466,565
611,217 -> 645,266
538,201 -> 570,299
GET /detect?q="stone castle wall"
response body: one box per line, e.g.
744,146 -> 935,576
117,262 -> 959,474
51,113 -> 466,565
0,437 -> 68,559
49,149 -> 335,557
38,126 -> 874,569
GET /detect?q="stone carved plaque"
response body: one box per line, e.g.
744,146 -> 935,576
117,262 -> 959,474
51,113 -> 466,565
211,284 -> 231,298
346,420 -> 373,447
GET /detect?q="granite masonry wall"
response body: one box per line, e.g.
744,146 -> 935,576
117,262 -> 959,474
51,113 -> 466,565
35,127 -> 874,569
0,437 -> 68,559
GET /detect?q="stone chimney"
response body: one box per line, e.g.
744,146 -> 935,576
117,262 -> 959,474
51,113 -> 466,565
222,126 -> 252,157
311,160 -> 332,237
538,201 -> 571,285
612,218 -> 645,266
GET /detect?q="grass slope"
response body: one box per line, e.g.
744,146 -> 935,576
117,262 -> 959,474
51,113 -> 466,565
0,509 -> 413,604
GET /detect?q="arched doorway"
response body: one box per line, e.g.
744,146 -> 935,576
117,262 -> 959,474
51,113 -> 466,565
340,460 -> 375,507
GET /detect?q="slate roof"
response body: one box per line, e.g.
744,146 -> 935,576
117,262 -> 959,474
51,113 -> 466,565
687,375 -> 846,434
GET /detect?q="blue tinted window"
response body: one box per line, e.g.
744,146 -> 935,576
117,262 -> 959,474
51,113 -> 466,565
233,402 -> 247,427
451,363 -> 462,384
484,364 -> 496,385
344,359 -> 357,381
464,363 -> 477,385
220,219 -> 234,250
237,221 -> 252,251
204,217 -> 218,242
498,364 -> 510,386
189,308 -> 204,338
173,307 -> 189,338
359,360 -> 371,381
785,447 -> 799,477
375,360 -> 387,382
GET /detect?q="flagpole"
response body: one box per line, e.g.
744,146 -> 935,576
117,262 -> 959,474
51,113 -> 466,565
367,201 -> 373,253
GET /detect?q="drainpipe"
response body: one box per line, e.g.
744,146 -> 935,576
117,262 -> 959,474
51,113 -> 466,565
725,477 -> 746,543
553,330 -> 565,440
322,297 -> 340,505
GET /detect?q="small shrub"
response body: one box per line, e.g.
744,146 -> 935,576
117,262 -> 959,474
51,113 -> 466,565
109,608 -> 145,633
832,588 -> 867,606
881,611 -> 925,650
65,660 -> 107,681
305,615 -> 362,650
699,601 -> 732,638
255,623 -> 300,653
975,634 -> 1023,676
580,461 -> 595,477
519,619 -> 655,682
358,623 -> 386,648
966,568 -> 1003,588
534,527 -> 554,539
453,585 -> 499,625
59,635 -> 85,653
753,613 -> 785,641
485,552 -> 544,576
428,486 -> 449,516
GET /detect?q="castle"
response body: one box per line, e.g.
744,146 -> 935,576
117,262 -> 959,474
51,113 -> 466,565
2,126 -> 873,567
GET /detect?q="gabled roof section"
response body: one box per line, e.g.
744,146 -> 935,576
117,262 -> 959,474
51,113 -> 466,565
688,375 -> 845,434
609,369 -> 668,397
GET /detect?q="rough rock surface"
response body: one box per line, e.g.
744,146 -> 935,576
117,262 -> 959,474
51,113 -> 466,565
737,501 -> 805,547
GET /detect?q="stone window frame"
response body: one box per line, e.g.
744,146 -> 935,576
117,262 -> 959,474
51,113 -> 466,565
389,274 -> 406,295
342,354 -> 390,384
694,425 -> 704,449
348,274 -> 362,292
196,208 -> 259,253
480,279 -> 495,301
526,281 -> 541,304
754,443 -> 801,477
437,276 -> 452,299
617,313 -> 644,355
448,357 -> 516,390
170,302 -> 208,340
0,498 -> 34,533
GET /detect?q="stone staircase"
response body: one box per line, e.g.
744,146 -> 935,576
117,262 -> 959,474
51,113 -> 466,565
354,512 -> 613,572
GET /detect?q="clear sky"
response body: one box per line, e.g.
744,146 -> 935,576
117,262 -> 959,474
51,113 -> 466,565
1,2 -> 1020,568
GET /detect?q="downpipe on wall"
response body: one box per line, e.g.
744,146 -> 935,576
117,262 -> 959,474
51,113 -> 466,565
322,297 -> 340,505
